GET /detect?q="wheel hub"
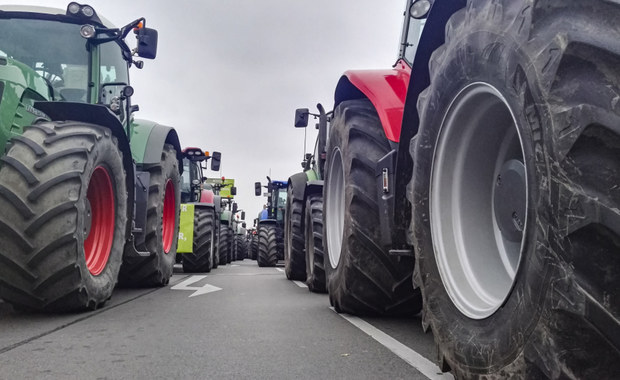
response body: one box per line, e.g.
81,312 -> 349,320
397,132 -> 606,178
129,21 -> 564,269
430,82 -> 527,319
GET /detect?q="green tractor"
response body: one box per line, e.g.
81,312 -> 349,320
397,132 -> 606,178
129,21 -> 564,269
254,177 -> 287,267
206,177 -> 236,265
177,148 -> 221,273
0,3 -> 182,311
283,105 -> 329,291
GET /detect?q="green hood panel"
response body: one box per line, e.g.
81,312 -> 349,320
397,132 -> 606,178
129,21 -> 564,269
305,168 -> 319,182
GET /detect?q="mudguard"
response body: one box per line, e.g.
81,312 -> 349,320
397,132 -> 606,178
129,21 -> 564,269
288,172 -> 308,202
177,203 -> 214,253
200,188 -> 215,205
334,60 -> 411,143
131,118 -> 182,171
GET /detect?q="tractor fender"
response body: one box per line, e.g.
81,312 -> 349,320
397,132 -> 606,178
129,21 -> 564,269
334,60 -> 411,143
221,209 -> 232,223
131,118 -> 183,172
33,101 -> 135,225
287,172 -> 308,202
200,188 -> 215,205
214,195 -> 222,214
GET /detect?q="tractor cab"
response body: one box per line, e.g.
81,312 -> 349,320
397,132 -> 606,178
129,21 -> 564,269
255,177 -> 288,222
180,147 -> 221,203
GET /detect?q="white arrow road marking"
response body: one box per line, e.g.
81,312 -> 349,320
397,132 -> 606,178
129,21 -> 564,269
275,268 -> 284,272
171,275 -> 222,297
293,281 -> 308,288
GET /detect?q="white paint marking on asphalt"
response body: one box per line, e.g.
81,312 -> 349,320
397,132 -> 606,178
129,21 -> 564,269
333,308 -> 452,380
230,264 -> 240,267
171,275 -> 222,297
275,268 -> 284,273
293,281 -> 308,288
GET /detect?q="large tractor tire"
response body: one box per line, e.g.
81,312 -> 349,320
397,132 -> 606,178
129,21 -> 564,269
119,144 -> 180,287
284,185 -> 306,281
257,224 -> 279,267
304,193 -> 326,293
212,217 -> 220,269
0,121 -> 127,311
218,224 -> 230,266
182,207 -> 215,273
235,235 -> 247,260
323,98 -> 421,316
411,1 -> 620,378
226,226 -> 233,263
250,234 -> 258,260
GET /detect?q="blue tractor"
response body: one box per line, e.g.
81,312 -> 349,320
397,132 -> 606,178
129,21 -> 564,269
254,177 -> 287,267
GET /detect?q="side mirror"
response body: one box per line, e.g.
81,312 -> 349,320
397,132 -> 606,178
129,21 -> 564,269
136,27 -> 158,59
241,211 -> 246,220
294,108 -> 309,128
254,182 -> 262,196
232,202 -> 238,213
231,186 -> 237,196
211,151 -> 221,171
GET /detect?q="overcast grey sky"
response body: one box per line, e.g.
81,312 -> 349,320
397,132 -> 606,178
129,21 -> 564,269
6,0 -> 406,219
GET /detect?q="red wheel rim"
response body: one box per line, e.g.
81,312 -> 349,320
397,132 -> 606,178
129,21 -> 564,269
84,166 -> 115,276
162,179 -> 175,253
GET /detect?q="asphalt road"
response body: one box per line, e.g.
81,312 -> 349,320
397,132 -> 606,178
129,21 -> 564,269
0,260 -> 450,380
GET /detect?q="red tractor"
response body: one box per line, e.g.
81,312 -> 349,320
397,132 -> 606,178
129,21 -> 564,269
177,148 -> 221,273
311,0 -> 619,378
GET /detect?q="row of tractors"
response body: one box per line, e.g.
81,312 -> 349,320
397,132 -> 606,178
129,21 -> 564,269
0,3 -> 252,312
275,0 -> 619,379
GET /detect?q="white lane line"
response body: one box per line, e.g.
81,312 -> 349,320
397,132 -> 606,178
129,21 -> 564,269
293,281 -> 308,288
333,308 -> 452,380
275,268 -> 284,272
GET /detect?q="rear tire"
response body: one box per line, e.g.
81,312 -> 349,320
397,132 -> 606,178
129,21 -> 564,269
323,98 -> 421,316
284,185 -> 306,281
304,193 -> 326,293
119,144 -> 180,287
182,206 -> 215,273
257,224 -> 279,267
0,121 -> 127,311
411,1 -> 620,377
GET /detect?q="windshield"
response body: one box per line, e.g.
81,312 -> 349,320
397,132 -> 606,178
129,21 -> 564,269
181,159 -> 192,202
276,188 -> 287,222
0,18 -> 89,101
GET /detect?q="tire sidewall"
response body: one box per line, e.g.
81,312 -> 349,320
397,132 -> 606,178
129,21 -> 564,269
78,129 -> 127,302
413,28 -> 557,371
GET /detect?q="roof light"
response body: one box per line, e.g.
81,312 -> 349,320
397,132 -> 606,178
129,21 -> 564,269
81,5 -> 95,18
410,0 -> 431,19
67,2 -> 80,15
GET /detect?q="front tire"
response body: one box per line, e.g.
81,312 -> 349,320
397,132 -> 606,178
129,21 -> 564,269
0,121 -> 127,311
323,99 -> 421,316
411,1 -> 620,377
284,184 -> 306,281
257,224 -> 279,267
119,144 -> 180,287
218,223 -> 230,266
182,206 -> 215,273
304,193 -> 326,293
